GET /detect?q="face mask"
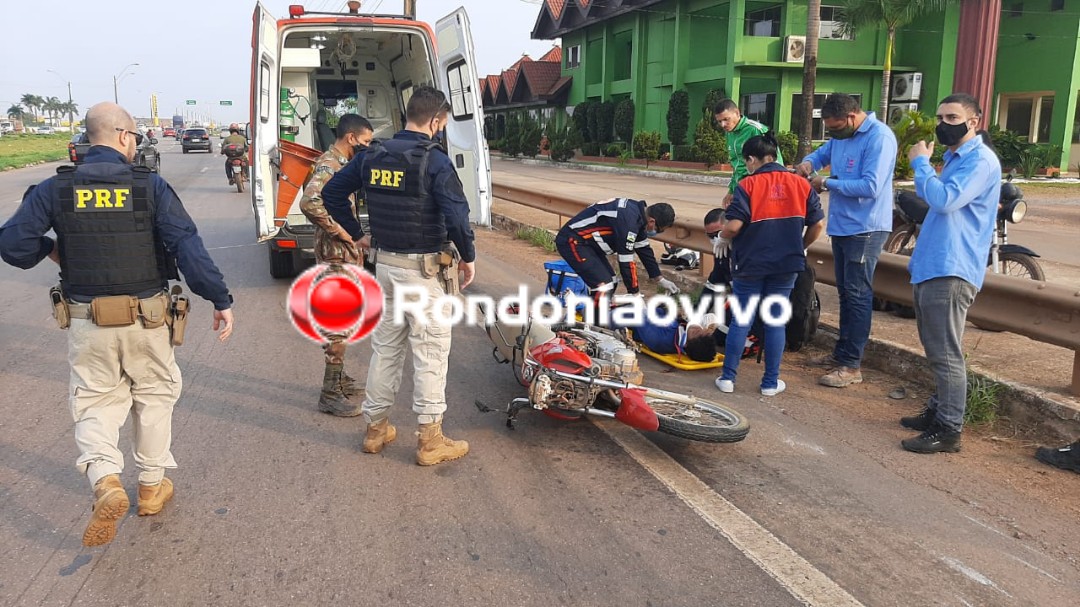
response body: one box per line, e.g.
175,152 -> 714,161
646,230 -> 659,238
352,144 -> 366,156
827,120 -> 856,140
935,120 -> 970,146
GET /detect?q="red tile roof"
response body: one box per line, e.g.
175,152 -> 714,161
509,55 -> 533,71
539,46 -> 562,63
501,68 -> 521,101
519,61 -> 564,100
486,74 -> 502,98
545,0 -> 566,20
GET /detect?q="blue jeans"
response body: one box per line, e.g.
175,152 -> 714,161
720,272 -> 798,390
831,232 -> 889,368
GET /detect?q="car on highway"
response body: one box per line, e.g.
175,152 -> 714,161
163,127 -> 176,137
181,127 -> 212,153
36,125 -> 56,135
219,127 -> 231,139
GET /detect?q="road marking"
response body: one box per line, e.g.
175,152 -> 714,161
939,556 -> 1011,597
1005,553 -> 1062,583
596,420 -> 865,607
200,167 -> 208,173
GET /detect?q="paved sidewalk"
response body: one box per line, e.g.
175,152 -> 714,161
491,160 -> 1080,442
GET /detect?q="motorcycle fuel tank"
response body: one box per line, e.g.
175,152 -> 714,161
531,339 -> 592,374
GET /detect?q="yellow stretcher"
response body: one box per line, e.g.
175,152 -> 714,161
633,335 -> 725,371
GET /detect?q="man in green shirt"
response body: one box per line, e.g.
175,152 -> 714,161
714,99 -> 782,208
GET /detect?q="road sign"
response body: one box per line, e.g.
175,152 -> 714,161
220,100 -> 232,106
186,100 -> 196,105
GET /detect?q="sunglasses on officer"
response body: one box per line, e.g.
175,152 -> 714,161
115,127 -> 144,146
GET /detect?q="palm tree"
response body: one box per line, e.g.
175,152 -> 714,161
798,0 -> 822,159
60,101 -> 79,129
44,96 -> 62,126
837,0 -> 956,117
20,93 -> 40,122
7,104 -> 25,121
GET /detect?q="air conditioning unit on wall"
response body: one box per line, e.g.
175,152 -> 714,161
891,73 -> 923,101
784,36 -> 806,63
888,103 -> 920,125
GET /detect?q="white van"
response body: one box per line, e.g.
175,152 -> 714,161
250,2 -> 491,278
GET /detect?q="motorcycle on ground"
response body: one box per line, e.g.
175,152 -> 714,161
479,304 -> 750,443
223,143 -> 248,193
876,173 -> 1044,320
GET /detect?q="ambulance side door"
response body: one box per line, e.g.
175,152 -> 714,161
435,8 -> 491,226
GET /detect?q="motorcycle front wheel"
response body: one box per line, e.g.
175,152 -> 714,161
644,394 -> 750,443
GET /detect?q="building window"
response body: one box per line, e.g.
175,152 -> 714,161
791,93 -> 862,140
566,45 -> 581,68
820,6 -> 854,40
1051,0 -> 1064,11
613,31 -> 633,81
1008,3 -> 1024,17
1000,94 -> 1055,142
745,5 -> 781,37
741,93 -> 776,129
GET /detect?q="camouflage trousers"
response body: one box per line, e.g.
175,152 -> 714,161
316,250 -> 365,368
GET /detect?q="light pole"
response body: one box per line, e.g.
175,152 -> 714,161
113,63 -> 140,104
47,69 -> 75,131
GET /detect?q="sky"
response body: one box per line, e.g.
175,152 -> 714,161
0,0 -> 558,125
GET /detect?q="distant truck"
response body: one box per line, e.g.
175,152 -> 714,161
172,115 -> 184,129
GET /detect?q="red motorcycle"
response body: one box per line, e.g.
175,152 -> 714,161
480,307 -> 750,443
223,143 -> 248,193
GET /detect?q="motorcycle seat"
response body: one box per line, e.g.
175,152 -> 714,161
896,190 -> 930,224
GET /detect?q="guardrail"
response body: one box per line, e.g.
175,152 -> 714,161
492,180 -> 1080,396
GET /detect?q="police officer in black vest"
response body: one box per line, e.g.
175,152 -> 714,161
0,102 -> 234,547
321,86 -> 474,466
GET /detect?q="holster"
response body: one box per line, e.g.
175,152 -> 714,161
419,253 -> 440,279
438,244 -> 461,296
49,285 -> 70,330
90,295 -> 139,327
168,287 -> 190,346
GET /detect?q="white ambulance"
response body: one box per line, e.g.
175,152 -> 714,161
250,2 -> 491,277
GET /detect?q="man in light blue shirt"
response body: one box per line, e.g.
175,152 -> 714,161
796,94 -> 897,388
900,93 -> 1000,454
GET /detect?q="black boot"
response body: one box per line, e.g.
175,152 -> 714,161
902,421 -> 962,454
318,363 -> 361,417
1035,441 -> 1080,473
900,407 -> 936,432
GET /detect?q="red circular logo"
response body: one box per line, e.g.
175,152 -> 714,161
288,263 -> 383,344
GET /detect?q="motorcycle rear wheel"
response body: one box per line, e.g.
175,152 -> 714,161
236,175 -> 245,193
645,395 -> 750,443
974,252 -> 1045,331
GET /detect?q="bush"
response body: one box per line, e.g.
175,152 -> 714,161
586,102 -> 601,144
519,116 -> 543,158
581,142 -> 601,157
483,115 -> 496,140
672,144 -> 694,162
702,88 -> 727,119
690,117 -> 728,169
495,114 -> 506,140
891,110 -> 936,179
614,98 -> 635,146
597,100 -> 616,144
667,90 -> 690,149
775,131 -> 798,166
502,115 -> 522,157
547,124 -> 578,162
572,101 -> 592,143
633,130 -> 661,166
604,143 -> 625,157
1018,148 -> 1041,178
988,124 -> 1026,169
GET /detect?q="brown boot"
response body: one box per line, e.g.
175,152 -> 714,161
137,478 -> 175,516
362,418 -> 397,454
318,363 -> 361,417
82,475 -> 129,547
416,422 -> 469,466
818,366 -> 864,388
339,370 -> 366,400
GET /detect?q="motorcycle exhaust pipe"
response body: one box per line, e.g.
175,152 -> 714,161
543,368 -> 699,406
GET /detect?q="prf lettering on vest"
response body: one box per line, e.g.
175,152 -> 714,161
369,169 -> 405,189
75,187 -> 131,210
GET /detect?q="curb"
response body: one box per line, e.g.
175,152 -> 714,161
491,211 -> 1080,444
497,156 -> 733,186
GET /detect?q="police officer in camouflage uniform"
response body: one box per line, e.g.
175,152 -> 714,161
298,114 -> 374,416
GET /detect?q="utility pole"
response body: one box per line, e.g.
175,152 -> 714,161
47,69 -> 76,131
113,63 -> 140,104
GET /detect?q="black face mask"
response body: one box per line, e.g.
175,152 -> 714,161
352,144 -> 367,156
936,121 -> 971,146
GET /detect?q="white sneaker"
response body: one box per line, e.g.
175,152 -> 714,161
715,378 -> 734,393
761,380 -> 786,397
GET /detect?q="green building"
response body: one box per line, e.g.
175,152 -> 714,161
531,0 -> 1080,167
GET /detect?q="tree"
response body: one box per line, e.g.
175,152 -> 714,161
572,100 -> 592,143
613,98 -> 635,146
837,0 -> 957,117
597,100 -> 616,145
43,96 -> 62,126
633,130 -> 661,167
519,115 -> 543,157
586,101 -> 601,144
666,90 -> 690,160
547,121 -> 578,163
502,114 -> 523,157
690,117 -> 729,169
798,0 -> 821,160
702,88 -> 727,119
21,93 -> 42,122
7,104 -> 25,120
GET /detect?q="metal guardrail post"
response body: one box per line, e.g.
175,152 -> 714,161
492,180 -> 1080,395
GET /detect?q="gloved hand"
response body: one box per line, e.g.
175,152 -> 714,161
657,277 -> 680,294
713,236 -> 732,259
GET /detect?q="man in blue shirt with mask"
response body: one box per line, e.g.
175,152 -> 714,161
899,93 -> 1000,454
797,94 -> 897,389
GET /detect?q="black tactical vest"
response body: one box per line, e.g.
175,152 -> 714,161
53,162 -> 175,297
363,138 -> 447,253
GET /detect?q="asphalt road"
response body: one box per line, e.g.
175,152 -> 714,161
0,142 -> 1077,606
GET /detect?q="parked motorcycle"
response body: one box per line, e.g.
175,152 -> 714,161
876,174 -> 1044,318
223,143 -> 248,193
479,305 -> 750,443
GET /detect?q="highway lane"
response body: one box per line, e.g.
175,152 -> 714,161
0,141 -> 1077,606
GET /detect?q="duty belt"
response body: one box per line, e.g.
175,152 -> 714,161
372,249 -> 439,271
66,293 -> 168,320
